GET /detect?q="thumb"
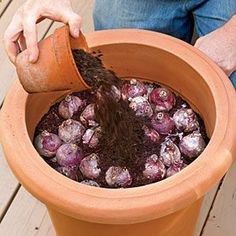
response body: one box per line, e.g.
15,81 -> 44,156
67,13 -> 82,38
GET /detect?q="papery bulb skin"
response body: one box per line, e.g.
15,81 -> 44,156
55,166 -> 78,180
82,127 -> 101,148
143,154 -> 166,181
79,153 -> 101,179
121,79 -> 147,100
56,143 -> 83,167
58,95 -> 84,119
160,140 -> 182,167
179,132 -> 206,159
173,108 -> 199,132
105,166 -> 132,187
151,112 -> 175,135
166,165 -> 183,178
80,104 -> 98,127
129,96 -> 153,117
149,87 -> 176,111
80,180 -> 100,187
58,119 -> 85,143
34,131 -> 62,158
143,126 -> 160,143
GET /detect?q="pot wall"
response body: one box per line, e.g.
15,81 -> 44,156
48,198 -> 203,236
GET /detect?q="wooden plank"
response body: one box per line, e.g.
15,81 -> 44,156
201,161 -> 236,236
35,212 -> 53,236
0,0 -> 53,218
0,0 -> 12,16
46,0 -> 94,35
0,144 -> 19,220
0,0 -> 52,104
194,184 -> 219,236
73,0 -> 94,33
0,187 -> 48,235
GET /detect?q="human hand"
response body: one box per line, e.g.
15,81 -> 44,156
4,0 -> 82,64
194,15 -> 236,76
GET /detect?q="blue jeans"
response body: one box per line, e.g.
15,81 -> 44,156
93,0 -> 236,87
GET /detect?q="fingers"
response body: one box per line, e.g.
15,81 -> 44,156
4,0 -> 82,64
4,8 -> 39,64
194,37 -> 204,49
22,15 -> 39,63
4,11 -> 23,63
4,39 -> 21,64
68,13 -> 82,38
54,9 -> 82,38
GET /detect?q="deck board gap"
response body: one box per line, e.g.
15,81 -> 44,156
199,177 -> 224,235
41,21 -> 54,40
0,0 -> 13,18
0,183 -> 21,222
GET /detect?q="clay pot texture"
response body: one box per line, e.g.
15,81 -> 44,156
15,26 -> 90,93
1,29 -> 236,236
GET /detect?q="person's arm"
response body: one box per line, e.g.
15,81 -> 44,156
194,15 -> 236,76
4,0 -> 82,64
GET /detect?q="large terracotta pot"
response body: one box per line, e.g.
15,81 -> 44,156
0,28 -> 236,236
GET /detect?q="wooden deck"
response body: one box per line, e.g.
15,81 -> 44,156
0,1 -> 235,235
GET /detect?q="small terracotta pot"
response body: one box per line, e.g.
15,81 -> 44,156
16,25 -> 90,93
1,29 -> 236,236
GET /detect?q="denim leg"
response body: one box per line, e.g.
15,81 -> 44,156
93,0 -> 194,42
229,72 -> 236,87
192,0 -> 236,87
192,0 -> 236,35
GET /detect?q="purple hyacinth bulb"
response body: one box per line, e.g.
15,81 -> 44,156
80,180 -> 100,187
121,79 -> 147,100
56,143 -> 83,167
55,166 -> 78,180
129,96 -> 153,117
58,119 -> 85,143
143,154 -> 166,181
151,112 -> 175,135
80,104 -> 98,127
82,127 -> 101,148
159,140 -> 182,167
143,126 -> 160,143
79,153 -> 101,179
173,108 -> 199,132
58,95 -> 84,119
149,87 -> 176,111
166,165 -> 183,178
34,131 -> 62,158
105,166 -> 132,187
179,132 -> 206,159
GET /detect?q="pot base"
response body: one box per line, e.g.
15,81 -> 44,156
48,197 -> 203,236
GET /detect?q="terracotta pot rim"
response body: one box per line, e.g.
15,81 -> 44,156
1,29 -> 236,224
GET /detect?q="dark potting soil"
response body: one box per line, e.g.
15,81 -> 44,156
73,49 -> 152,187
73,49 -> 120,89
34,49 -> 209,188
